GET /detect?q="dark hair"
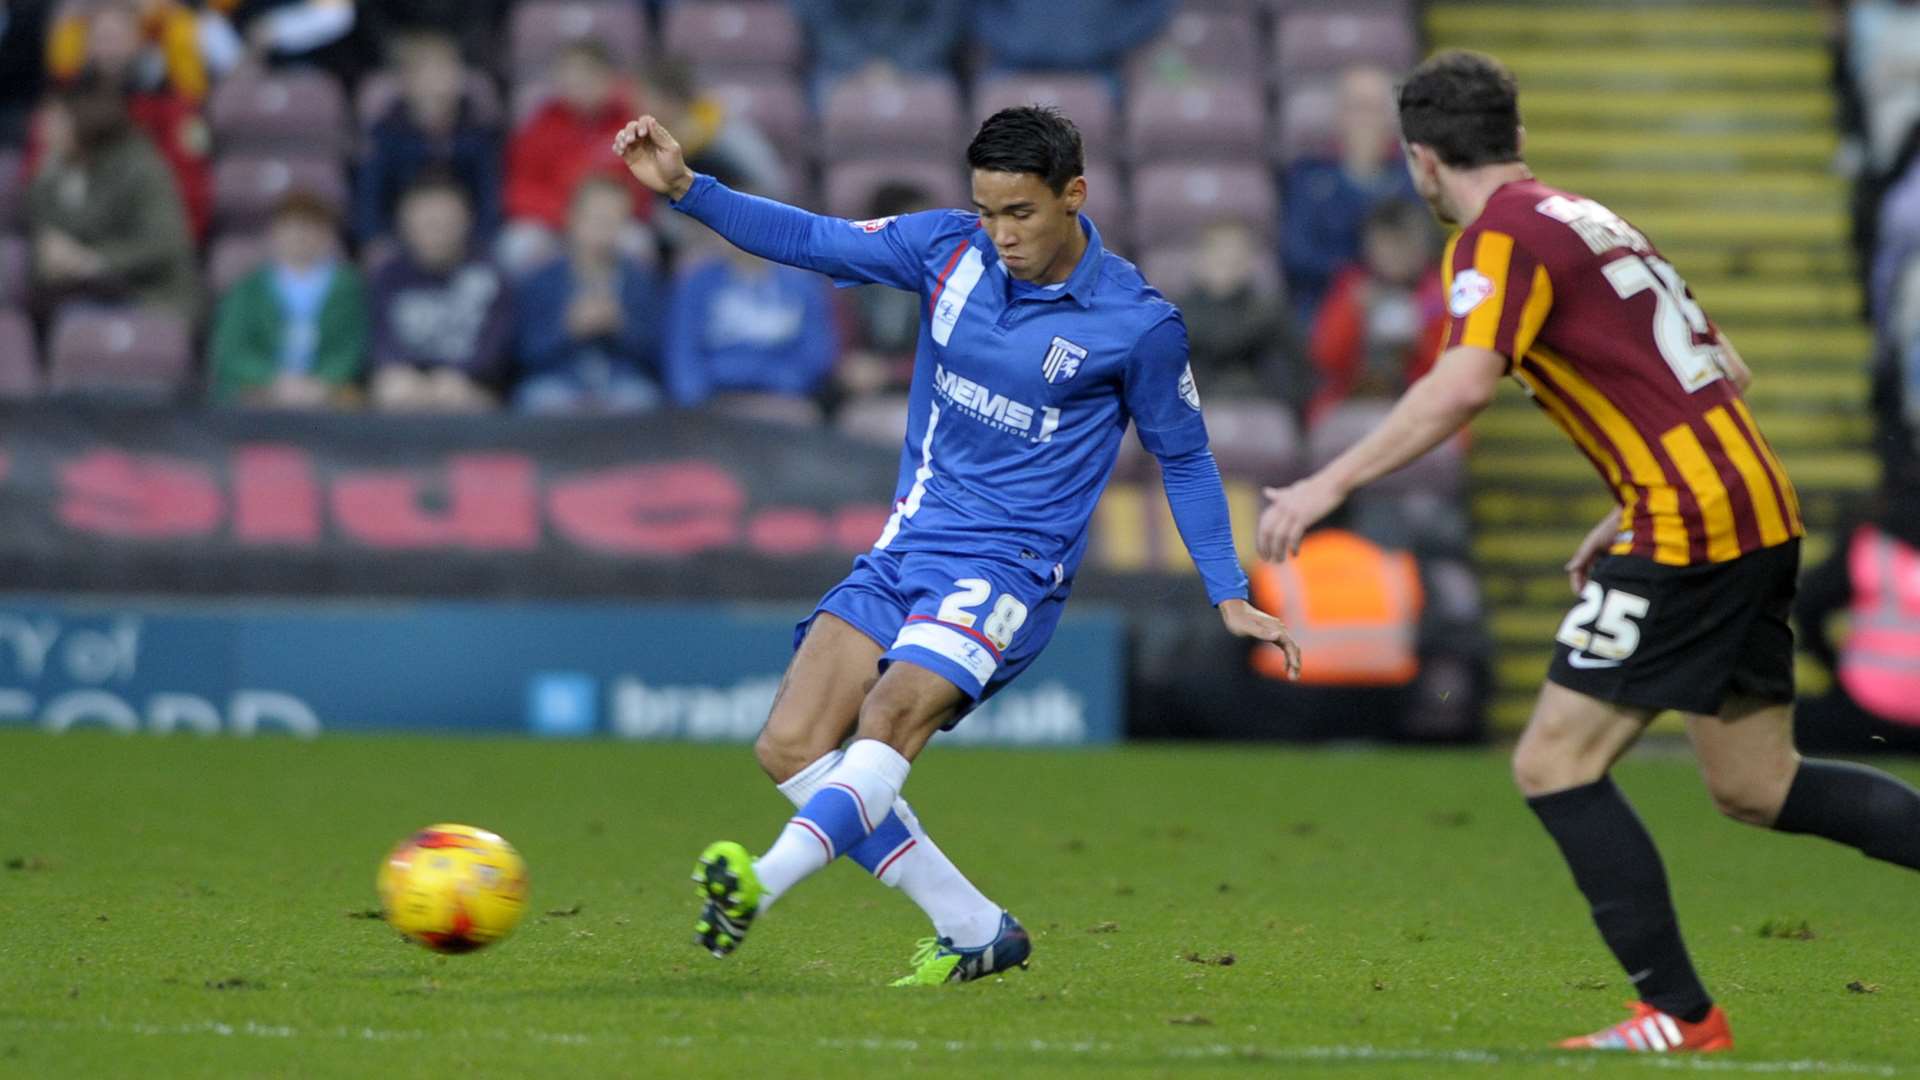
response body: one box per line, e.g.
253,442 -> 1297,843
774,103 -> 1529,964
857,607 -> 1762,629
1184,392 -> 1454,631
569,172 -> 630,211
1396,49 -> 1522,168
867,180 -> 930,220
272,190 -> 341,227
56,68 -> 132,157
646,55 -> 698,106
966,106 -> 1084,194
1363,198 -> 1430,237
400,166 -> 472,208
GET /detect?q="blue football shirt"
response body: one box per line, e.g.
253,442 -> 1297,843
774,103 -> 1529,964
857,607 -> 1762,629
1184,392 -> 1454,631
672,175 -> 1246,603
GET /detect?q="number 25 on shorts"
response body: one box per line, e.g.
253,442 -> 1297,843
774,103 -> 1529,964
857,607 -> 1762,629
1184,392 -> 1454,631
1556,582 -> 1650,661
937,578 -> 1029,653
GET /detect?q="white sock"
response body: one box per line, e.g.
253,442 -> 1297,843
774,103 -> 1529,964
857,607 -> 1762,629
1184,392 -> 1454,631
775,749 -> 844,807
771,751 -> 1002,946
886,799 -> 1006,948
755,739 -> 909,908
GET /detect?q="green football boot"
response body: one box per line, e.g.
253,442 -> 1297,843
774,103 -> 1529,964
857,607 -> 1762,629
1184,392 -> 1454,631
890,912 -> 1032,986
691,841 -> 762,957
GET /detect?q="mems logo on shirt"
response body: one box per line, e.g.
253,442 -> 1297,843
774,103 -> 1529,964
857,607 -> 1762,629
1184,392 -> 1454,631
1449,268 -> 1496,317
934,364 -> 1063,443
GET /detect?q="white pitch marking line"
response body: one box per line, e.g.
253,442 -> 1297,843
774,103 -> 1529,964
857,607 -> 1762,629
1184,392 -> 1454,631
2,1019 -> 1901,1075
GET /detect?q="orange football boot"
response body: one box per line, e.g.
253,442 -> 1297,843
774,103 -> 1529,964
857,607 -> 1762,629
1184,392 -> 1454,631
1558,1001 -> 1733,1053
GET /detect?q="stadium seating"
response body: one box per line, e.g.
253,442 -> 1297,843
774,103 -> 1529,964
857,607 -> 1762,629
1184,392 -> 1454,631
206,232 -> 269,297
0,309 -> 40,399
46,307 -> 192,398
1136,242 -> 1285,299
1132,162 -> 1278,246
824,160 -> 966,219
1202,398 -> 1304,482
209,69 -> 350,157
0,149 -> 20,231
973,74 -> 1117,152
1127,9 -> 1263,84
0,234 -> 25,308
1080,159 -> 1129,252
1309,400 -> 1465,497
507,0 -> 648,83
1274,78 -> 1340,164
710,77 -> 815,171
664,2 -> 803,79
1125,77 -> 1267,164
822,74 -> 966,161
213,156 -> 349,232
1272,8 -> 1419,87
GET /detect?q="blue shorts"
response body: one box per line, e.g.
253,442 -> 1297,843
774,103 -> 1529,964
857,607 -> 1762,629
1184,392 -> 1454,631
795,549 -> 1070,721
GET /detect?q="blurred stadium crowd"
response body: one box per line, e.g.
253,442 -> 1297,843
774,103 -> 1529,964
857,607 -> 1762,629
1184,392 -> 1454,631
1837,0 -> 1920,483
0,0 -> 1439,450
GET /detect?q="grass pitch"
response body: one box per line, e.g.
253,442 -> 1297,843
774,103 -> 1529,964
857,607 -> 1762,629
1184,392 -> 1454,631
1,732 -> 1915,1078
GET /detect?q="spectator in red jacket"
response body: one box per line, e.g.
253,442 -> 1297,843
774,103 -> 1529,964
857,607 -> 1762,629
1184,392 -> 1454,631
1307,199 -> 1446,422
501,38 -> 651,274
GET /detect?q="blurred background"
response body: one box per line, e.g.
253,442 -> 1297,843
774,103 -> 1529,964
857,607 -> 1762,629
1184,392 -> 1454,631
0,0 -> 1909,753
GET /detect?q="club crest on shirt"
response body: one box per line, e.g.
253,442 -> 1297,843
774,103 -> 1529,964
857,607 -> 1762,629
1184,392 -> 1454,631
1043,335 -> 1088,384
848,216 -> 898,233
1449,268 -> 1497,317
1179,364 -> 1201,410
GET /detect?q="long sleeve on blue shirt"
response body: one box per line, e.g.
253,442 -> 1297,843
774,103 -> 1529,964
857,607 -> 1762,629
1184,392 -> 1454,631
672,173 -> 958,291
1158,447 -> 1250,606
1125,314 -> 1248,605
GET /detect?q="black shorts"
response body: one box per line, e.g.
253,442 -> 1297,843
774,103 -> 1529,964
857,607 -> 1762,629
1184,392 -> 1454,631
1547,539 -> 1799,715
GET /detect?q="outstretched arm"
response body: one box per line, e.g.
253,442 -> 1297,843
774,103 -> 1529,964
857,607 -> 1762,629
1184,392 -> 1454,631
613,115 -> 942,291
1257,345 -> 1506,562
1128,315 -> 1301,677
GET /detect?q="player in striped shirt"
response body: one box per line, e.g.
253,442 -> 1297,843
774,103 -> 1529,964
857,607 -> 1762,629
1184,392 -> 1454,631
1260,49 -> 1920,1053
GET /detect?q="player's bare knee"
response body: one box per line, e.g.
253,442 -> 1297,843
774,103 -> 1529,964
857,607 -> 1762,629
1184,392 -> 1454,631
1512,741 -> 1575,797
1701,765 -> 1791,827
1512,726 -> 1611,797
753,723 -> 834,783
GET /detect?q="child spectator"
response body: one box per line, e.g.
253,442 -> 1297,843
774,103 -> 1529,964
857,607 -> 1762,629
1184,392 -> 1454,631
643,57 -> 788,200
367,172 -> 511,411
1173,218 -> 1306,407
664,246 -> 838,414
208,190 -> 367,407
502,38 -> 649,273
354,29 -> 501,252
1307,199 -> 1446,421
511,176 -> 666,414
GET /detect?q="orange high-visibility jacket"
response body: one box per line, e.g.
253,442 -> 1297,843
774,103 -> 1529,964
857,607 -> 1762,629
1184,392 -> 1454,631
1250,529 -> 1423,686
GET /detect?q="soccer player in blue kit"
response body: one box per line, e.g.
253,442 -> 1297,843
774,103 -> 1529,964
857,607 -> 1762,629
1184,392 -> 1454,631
615,106 -> 1300,985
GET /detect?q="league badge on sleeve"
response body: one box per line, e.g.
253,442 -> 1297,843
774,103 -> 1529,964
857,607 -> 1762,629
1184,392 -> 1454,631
849,216 -> 898,233
1449,268 -> 1497,317
1179,364 -> 1201,410
1043,336 -> 1088,384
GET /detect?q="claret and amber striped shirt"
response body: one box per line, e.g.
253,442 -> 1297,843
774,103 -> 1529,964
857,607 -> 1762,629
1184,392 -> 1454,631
1441,178 -> 1802,566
